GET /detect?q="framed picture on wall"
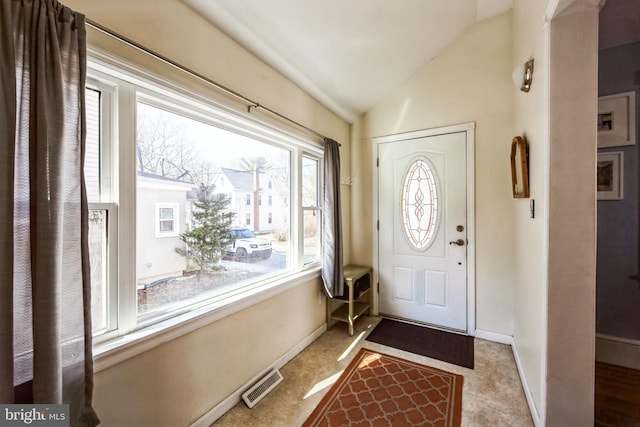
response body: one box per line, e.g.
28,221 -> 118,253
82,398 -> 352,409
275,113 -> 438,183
597,91 -> 636,148
597,151 -> 623,200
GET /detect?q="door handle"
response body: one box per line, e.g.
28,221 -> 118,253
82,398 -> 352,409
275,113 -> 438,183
449,239 -> 465,246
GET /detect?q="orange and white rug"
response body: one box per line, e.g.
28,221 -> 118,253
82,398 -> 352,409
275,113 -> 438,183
303,348 -> 463,427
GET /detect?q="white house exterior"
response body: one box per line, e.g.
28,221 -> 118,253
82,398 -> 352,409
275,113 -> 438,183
213,167 -> 289,233
136,171 -> 195,284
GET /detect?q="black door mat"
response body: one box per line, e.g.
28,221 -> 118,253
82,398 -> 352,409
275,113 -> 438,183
365,318 -> 474,369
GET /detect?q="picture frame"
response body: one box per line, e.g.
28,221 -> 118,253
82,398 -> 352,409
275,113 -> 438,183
597,151 -> 623,200
510,136 -> 529,198
597,91 -> 636,148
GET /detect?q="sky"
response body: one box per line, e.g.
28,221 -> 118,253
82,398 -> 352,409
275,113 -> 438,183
138,101 -> 289,168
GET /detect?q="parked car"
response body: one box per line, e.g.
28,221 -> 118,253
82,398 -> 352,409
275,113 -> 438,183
227,227 -> 272,260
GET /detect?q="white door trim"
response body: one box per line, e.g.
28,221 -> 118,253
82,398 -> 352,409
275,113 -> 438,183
371,122 -> 475,335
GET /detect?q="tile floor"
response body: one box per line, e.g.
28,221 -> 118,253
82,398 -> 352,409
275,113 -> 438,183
213,316 -> 534,426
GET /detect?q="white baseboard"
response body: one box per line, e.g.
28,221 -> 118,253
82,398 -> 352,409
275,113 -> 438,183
512,337 -> 542,427
596,333 -> 640,370
190,323 -> 327,427
474,329 -> 513,345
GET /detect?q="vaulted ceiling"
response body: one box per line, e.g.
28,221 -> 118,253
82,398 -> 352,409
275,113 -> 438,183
181,0 -> 514,122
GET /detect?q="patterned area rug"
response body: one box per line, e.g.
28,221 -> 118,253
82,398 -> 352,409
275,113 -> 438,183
302,348 -> 463,427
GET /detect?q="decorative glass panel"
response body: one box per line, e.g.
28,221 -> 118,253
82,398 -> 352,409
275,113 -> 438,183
401,158 -> 439,250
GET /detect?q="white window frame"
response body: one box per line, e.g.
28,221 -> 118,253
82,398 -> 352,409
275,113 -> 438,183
88,203 -> 119,337
86,50 -> 325,363
300,154 -> 323,267
155,203 -> 179,238
85,75 -> 120,340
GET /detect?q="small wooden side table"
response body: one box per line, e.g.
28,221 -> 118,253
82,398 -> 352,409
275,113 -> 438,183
326,265 -> 372,336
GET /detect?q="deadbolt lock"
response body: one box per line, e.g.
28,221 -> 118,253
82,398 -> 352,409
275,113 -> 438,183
456,225 -> 464,232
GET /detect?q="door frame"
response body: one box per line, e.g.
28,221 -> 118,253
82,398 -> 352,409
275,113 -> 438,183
371,122 -> 476,335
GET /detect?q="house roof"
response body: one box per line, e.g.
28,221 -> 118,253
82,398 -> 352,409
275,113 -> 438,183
137,170 -> 194,185
220,168 -> 255,190
137,170 -> 195,192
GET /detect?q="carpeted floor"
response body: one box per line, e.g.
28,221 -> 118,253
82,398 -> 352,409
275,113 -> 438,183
365,318 -> 474,369
303,348 -> 463,426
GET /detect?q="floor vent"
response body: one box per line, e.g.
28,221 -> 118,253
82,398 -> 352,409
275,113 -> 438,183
242,369 -> 284,408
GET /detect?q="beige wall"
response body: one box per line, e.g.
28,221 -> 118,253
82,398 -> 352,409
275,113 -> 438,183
353,12 -> 515,335
94,280 -> 325,426
512,0 -> 599,424
511,0 -> 549,420
64,0 -> 350,425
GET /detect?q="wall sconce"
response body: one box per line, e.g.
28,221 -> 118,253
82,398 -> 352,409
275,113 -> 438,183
512,59 -> 534,92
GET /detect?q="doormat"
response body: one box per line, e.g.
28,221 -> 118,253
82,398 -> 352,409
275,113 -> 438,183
302,348 -> 463,427
365,318 -> 474,369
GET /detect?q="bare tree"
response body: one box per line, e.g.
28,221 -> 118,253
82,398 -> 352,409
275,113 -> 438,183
136,103 -> 198,178
186,159 -> 219,188
268,156 -> 290,192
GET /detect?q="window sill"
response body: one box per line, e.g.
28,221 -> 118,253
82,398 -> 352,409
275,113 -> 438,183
93,267 -> 322,372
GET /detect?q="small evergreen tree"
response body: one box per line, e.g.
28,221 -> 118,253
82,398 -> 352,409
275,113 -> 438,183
176,184 -> 234,274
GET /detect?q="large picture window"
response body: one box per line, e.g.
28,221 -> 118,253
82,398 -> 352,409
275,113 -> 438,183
135,100 -> 292,316
86,56 -> 322,341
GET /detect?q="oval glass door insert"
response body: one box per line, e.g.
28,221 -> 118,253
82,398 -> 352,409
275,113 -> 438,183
401,158 -> 439,250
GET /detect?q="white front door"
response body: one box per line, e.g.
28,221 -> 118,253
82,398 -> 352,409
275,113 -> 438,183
377,129 -> 470,332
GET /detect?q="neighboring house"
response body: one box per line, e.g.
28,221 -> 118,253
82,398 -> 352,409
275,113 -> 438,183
136,171 -> 195,284
213,167 -> 288,233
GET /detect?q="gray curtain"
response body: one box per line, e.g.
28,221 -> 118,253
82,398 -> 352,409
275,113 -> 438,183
0,0 -> 99,425
321,138 -> 344,298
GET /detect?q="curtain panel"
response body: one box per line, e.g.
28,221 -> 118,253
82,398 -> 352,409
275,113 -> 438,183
321,138 -> 344,298
0,0 -> 99,425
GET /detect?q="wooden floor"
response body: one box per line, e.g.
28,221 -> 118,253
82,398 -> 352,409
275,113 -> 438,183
595,362 -> 640,426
